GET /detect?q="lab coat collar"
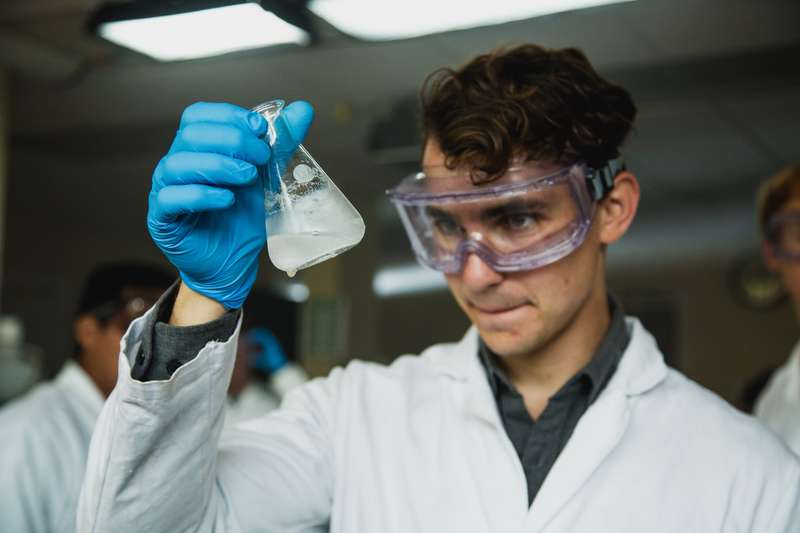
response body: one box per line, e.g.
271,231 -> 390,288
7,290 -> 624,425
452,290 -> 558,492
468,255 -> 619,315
55,361 -> 106,413
424,317 -> 668,430
426,318 -> 667,531
427,317 -> 667,399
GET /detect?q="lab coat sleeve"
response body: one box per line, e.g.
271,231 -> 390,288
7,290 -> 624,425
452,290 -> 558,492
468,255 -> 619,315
77,311 -> 335,533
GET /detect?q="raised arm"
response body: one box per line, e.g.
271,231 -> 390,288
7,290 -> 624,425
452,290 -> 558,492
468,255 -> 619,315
77,101 -> 333,533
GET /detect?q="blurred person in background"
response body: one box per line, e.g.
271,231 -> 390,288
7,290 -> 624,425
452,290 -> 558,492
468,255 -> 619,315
0,262 -> 172,533
226,326 -> 308,427
79,46 -> 799,532
755,163 -> 800,455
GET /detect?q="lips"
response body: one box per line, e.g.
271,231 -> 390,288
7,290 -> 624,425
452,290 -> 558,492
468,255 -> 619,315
471,303 -> 527,314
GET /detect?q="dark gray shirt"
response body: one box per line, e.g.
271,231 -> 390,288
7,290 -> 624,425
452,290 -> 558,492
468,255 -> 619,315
477,296 -> 630,506
130,283 -> 240,382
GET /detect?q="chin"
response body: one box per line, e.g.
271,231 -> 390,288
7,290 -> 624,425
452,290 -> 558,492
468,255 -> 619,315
478,328 -> 532,358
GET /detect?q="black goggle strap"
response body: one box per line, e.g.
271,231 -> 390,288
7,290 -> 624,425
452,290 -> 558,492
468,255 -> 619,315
586,158 -> 626,201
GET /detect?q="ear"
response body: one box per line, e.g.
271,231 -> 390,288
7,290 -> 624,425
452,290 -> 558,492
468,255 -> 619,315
597,170 -> 640,245
74,315 -> 100,352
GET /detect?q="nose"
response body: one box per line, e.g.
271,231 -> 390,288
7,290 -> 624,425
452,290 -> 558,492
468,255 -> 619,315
460,253 -> 503,291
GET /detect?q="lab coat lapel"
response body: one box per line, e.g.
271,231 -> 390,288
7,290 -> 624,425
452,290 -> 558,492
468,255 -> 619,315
456,330 -> 531,529
522,318 -> 667,532
427,320 -> 668,532
523,390 -> 630,531
447,329 -> 508,427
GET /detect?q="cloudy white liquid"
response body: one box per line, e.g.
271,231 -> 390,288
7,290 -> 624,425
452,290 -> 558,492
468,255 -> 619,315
266,187 -> 365,275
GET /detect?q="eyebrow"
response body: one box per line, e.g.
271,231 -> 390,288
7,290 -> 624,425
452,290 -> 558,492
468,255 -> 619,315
481,199 -> 549,221
424,199 -> 549,224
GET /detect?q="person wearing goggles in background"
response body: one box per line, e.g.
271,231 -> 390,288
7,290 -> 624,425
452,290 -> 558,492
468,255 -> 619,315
755,164 -> 800,455
0,262 -> 171,533
78,46 -> 799,532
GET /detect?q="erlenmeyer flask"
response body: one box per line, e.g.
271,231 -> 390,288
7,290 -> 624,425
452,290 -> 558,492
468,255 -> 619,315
251,99 -> 365,277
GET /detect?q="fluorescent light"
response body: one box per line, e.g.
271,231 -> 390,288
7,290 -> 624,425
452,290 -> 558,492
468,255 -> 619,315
98,3 -> 309,61
373,263 -> 448,297
309,0 -> 634,40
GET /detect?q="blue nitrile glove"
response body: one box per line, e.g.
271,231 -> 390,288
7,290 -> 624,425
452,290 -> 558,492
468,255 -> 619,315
147,101 -> 314,309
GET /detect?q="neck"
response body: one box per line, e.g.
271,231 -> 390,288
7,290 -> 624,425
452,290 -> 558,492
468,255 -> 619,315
497,280 -> 611,417
77,354 -> 112,398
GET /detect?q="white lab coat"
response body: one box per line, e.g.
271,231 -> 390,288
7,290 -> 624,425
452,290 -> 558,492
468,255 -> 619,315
78,311 -> 800,533
755,339 -> 800,455
0,361 -> 104,533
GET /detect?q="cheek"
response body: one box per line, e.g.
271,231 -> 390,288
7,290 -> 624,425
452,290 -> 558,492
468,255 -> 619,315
507,252 -> 598,331
104,327 -> 125,354
519,247 -> 589,298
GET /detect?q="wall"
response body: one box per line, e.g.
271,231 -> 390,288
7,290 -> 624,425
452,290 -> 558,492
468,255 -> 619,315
610,257 -> 796,406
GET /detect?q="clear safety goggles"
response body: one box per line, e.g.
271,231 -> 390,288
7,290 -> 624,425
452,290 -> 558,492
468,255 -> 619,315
386,160 -> 623,273
766,210 -> 800,260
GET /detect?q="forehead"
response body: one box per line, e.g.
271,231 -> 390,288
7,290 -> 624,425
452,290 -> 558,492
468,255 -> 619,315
427,185 -> 567,221
421,138 -> 563,181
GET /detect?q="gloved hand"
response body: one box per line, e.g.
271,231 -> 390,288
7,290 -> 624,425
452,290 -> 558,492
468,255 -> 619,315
148,101 -> 314,309
246,327 -> 288,373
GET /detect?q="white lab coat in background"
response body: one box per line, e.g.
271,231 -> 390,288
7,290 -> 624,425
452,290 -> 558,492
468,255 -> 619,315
755,340 -> 800,455
225,382 -> 280,428
225,364 -> 309,427
1,361 -> 104,533
78,312 -> 800,533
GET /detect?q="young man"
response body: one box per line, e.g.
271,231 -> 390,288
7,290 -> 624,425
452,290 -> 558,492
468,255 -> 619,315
755,163 -> 800,455
0,262 -> 171,533
78,46 -> 799,532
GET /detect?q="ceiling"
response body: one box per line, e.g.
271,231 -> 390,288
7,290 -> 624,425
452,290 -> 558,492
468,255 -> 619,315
2,0 -> 800,275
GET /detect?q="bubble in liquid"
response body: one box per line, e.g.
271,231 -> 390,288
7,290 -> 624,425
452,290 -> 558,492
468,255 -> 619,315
293,164 -> 316,183
287,270 -> 296,278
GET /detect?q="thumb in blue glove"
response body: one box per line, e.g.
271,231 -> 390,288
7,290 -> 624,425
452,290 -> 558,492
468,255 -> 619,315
148,100 -> 315,309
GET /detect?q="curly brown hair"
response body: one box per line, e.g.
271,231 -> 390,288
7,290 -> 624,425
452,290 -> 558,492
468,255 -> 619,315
421,45 -> 637,183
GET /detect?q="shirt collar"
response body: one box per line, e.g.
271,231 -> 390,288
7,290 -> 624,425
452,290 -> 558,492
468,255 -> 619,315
478,294 -> 631,404
582,294 -> 630,403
